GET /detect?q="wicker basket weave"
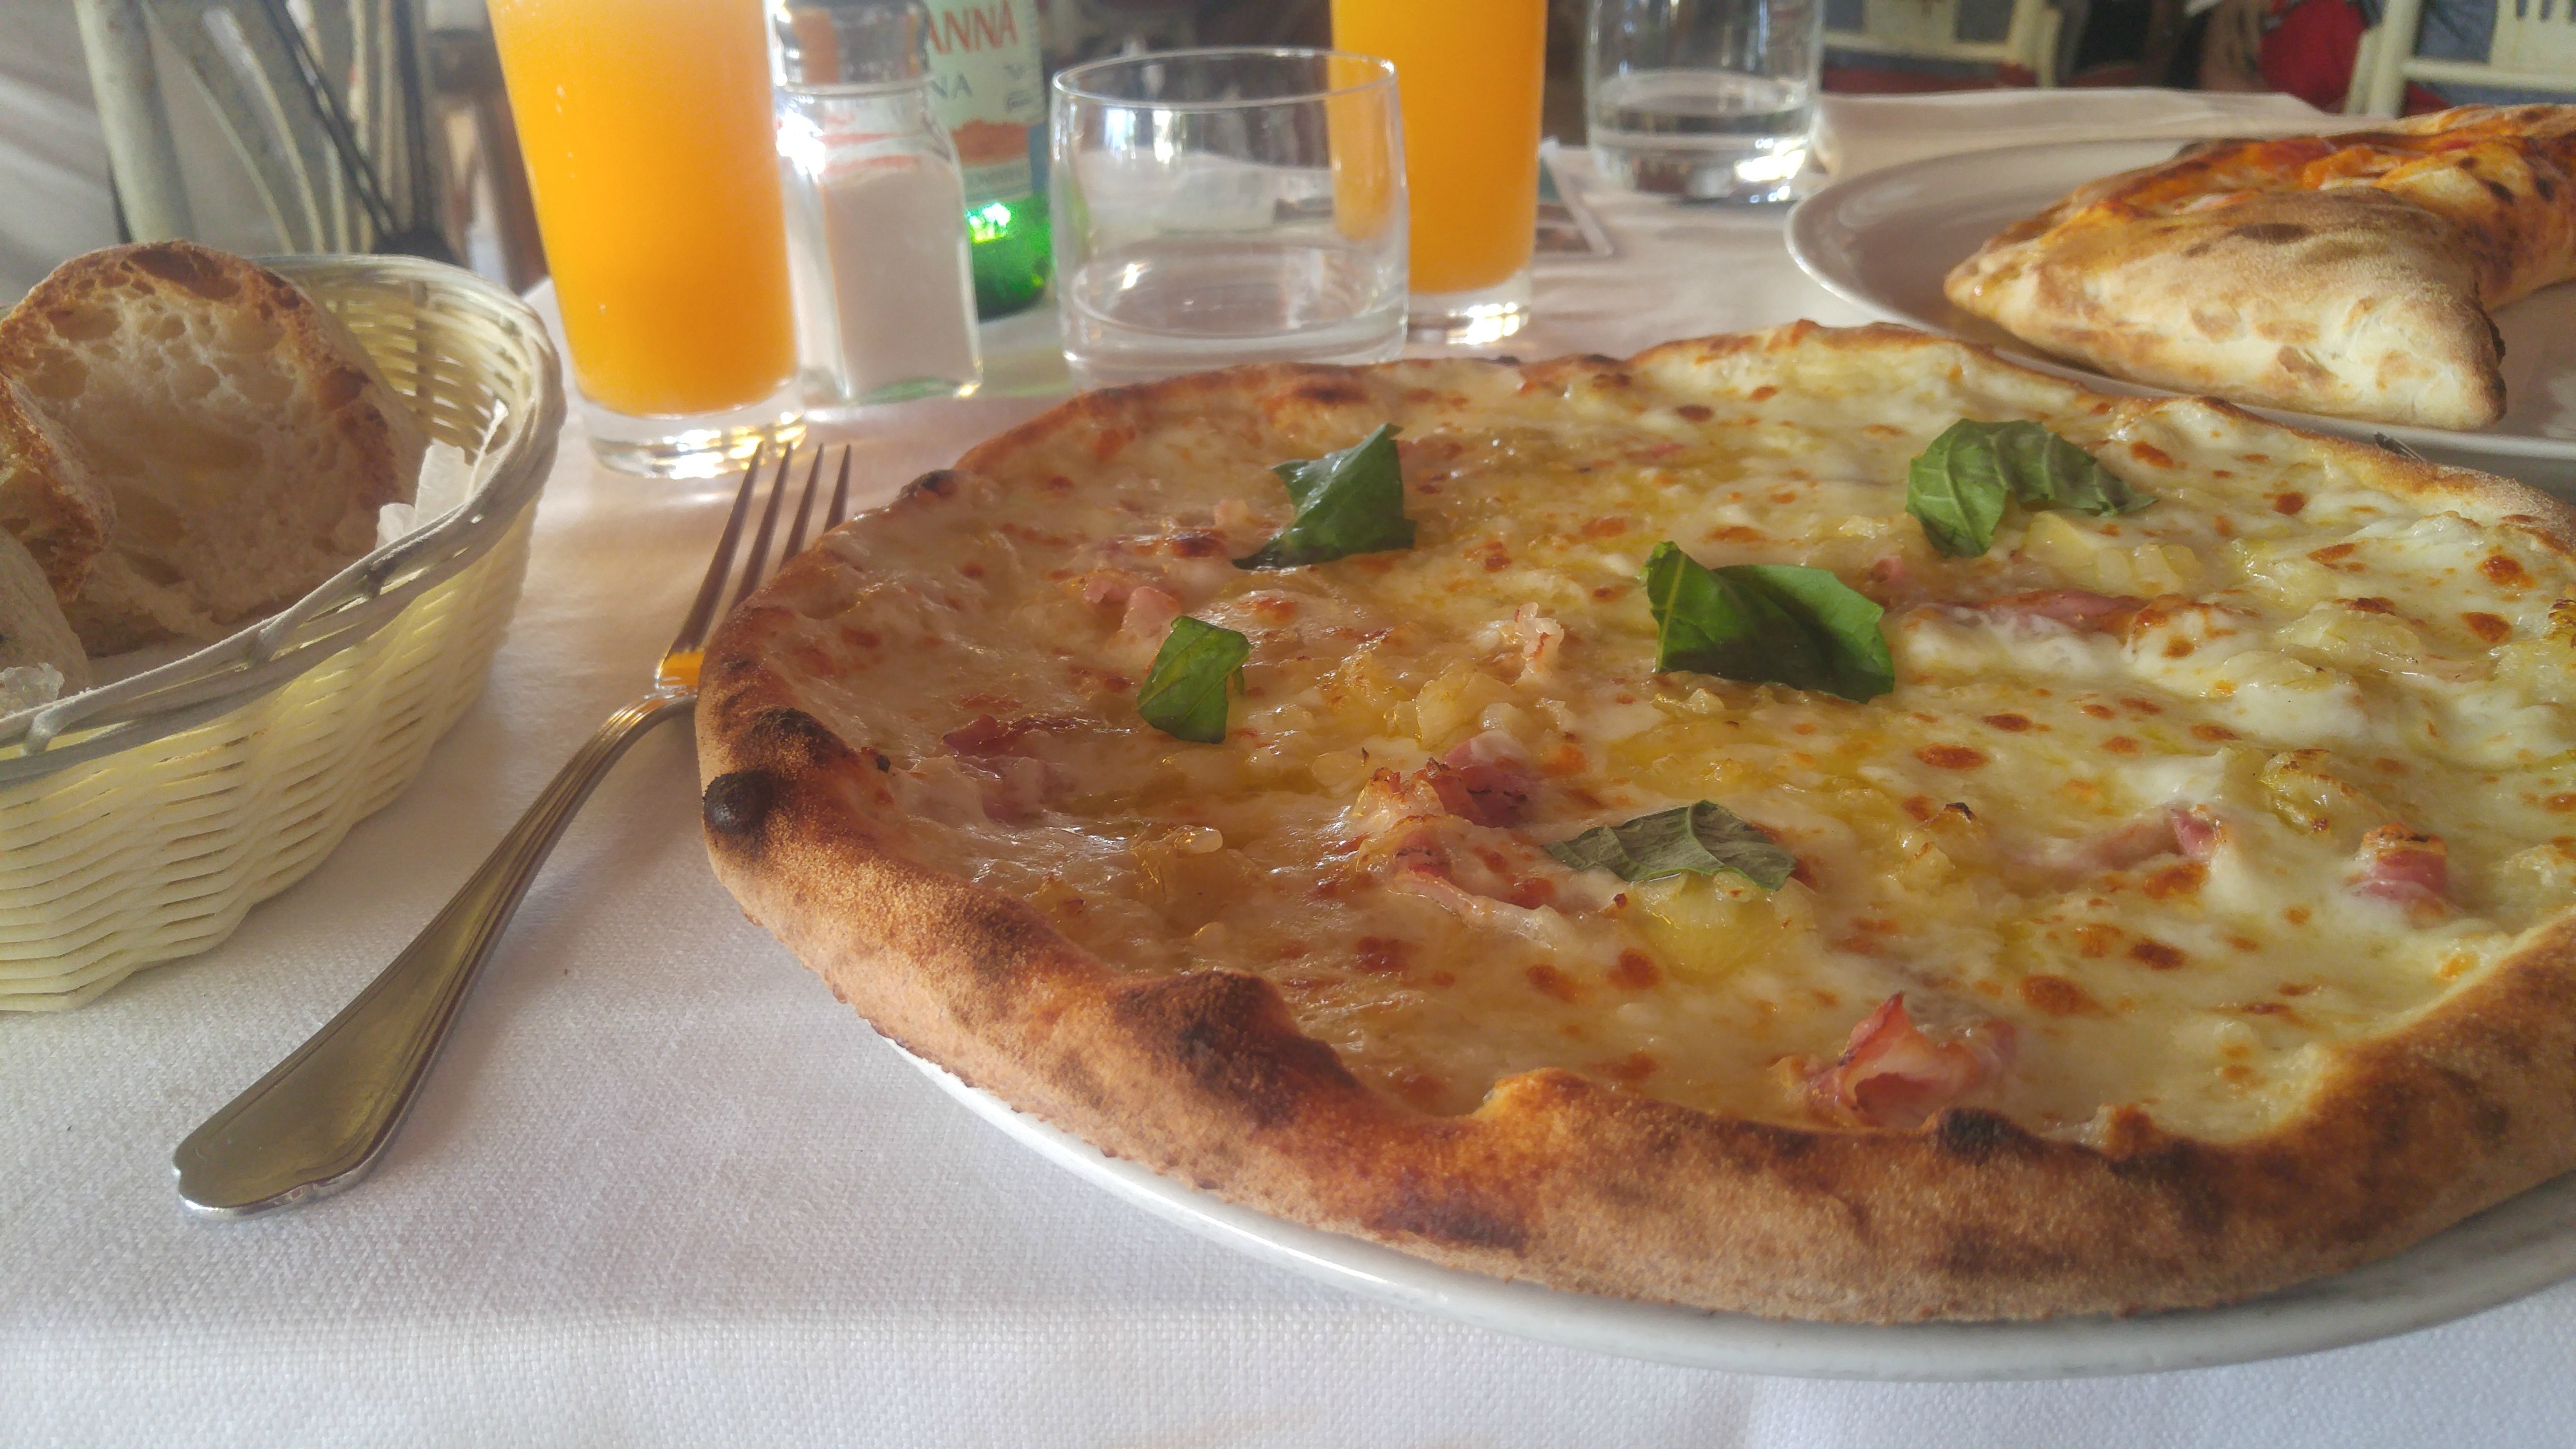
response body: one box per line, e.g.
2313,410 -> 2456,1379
0,255 -> 563,1010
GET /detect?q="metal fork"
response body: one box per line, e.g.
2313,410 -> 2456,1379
173,445 -> 854,1217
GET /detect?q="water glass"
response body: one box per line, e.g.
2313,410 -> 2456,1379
1586,0 -> 1824,205
1049,48 -> 1408,389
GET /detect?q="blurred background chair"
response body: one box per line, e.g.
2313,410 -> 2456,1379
2347,0 -> 2576,113
70,0 -> 541,285
1824,0 -> 2070,87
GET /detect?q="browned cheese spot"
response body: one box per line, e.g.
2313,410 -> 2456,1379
2072,923 -> 2124,958
2482,553 -> 2535,589
1608,950 -> 1662,990
2128,938 -> 2187,970
1595,1050 -> 1660,1084
1526,963 -> 1586,1003
2143,861 -> 2207,899
2019,974 -> 2107,1017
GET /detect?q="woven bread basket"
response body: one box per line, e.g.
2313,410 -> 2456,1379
0,254 -> 563,1010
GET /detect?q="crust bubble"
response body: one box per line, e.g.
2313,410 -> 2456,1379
703,770 -> 778,838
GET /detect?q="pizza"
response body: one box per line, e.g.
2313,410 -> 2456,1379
1944,104 -> 2576,431
697,322 -> 2576,1321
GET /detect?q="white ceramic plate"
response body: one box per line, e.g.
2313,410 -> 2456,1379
1785,138 -> 2576,487
895,1042 -> 2576,1380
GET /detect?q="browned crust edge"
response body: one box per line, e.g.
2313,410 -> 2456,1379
1939,106 -> 2576,431
697,322 -> 2576,1322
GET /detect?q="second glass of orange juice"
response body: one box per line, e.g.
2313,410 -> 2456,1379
489,0 -> 801,476
1332,0 -> 1547,344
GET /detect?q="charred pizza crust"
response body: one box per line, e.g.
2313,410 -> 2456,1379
1945,106 -> 2576,431
698,324 -> 2576,1321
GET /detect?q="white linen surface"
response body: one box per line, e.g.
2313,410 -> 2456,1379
9,98 -> 2576,1448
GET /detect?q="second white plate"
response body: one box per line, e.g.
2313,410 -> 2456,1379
1785,138 -> 2576,485
895,1040 -> 2576,1380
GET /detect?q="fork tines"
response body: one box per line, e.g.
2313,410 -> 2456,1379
670,443 -> 856,662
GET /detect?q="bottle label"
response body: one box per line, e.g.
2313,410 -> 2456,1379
923,0 -> 1043,208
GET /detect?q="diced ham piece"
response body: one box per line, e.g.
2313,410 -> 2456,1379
1079,569 -> 1140,608
942,713 -> 1075,822
941,713 -> 1076,757
963,757 -> 1052,822
2350,825 -> 2449,914
1388,826 -> 1449,879
1375,824 -> 1496,916
2020,804 -> 2221,885
1428,762 -> 1534,829
1440,730 -> 1528,771
943,714 -> 1017,756
1423,731 -> 1539,828
2085,804 -> 2224,871
2081,813 -> 2181,873
1073,524 -> 1253,615
2168,804 -> 2222,861
1118,585 -> 1184,645
1809,995 -> 2018,1130
1977,589 -> 2147,633
1930,588 -> 2148,638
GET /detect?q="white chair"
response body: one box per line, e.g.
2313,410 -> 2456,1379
1825,0 -> 2067,86
73,0 -> 451,256
2347,0 -> 2576,116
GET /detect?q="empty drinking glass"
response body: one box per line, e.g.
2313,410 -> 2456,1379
1049,48 -> 1408,389
1586,0 -> 1824,205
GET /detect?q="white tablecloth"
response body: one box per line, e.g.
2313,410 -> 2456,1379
12,95 -> 2576,1447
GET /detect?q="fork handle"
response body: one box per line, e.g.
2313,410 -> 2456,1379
173,687 -> 697,1217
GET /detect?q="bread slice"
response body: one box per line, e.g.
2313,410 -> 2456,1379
0,242 -> 424,655
0,375 -> 113,599
0,523 -> 88,692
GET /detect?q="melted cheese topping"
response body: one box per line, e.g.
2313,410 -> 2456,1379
760,335 -> 2576,1145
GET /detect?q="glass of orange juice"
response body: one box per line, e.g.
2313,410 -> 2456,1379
1332,0 -> 1547,344
489,0 -> 802,477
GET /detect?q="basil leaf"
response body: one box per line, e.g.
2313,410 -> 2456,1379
1234,424 -> 1416,570
1906,420 -> 2013,558
2010,422 -> 2149,517
1544,802 -> 1796,889
1138,616 -> 1249,743
1904,419 -> 2152,558
1641,542 -> 1894,702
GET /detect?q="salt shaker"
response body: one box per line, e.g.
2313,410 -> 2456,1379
775,0 -> 983,404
